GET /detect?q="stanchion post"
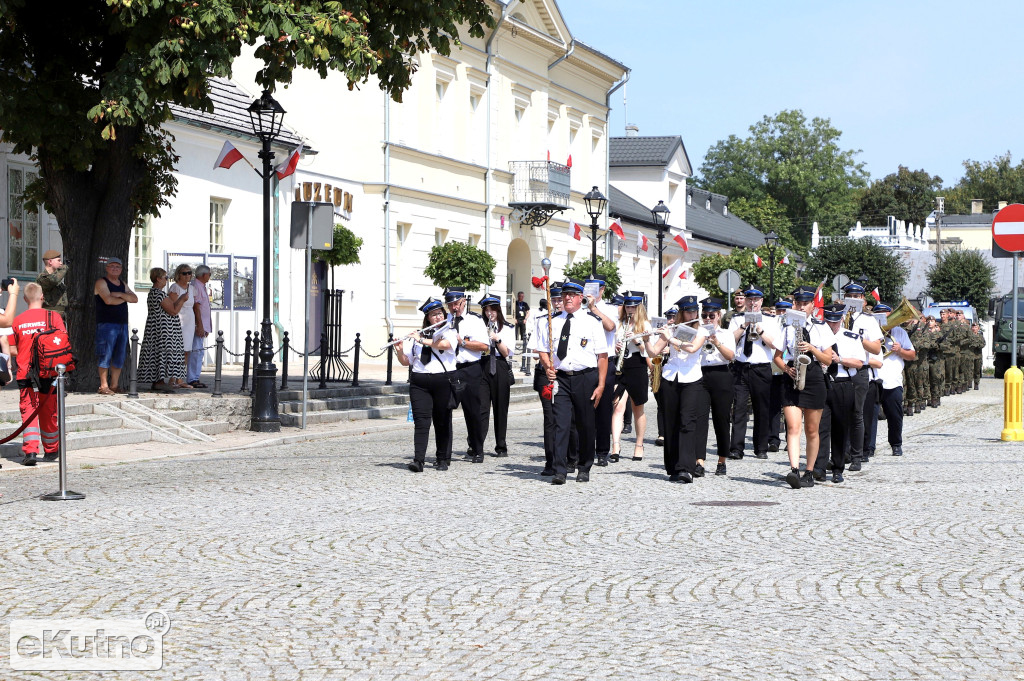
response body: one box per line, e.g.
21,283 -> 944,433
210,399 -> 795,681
352,333 -> 361,387
212,331 -> 224,397
280,331 -> 290,391
240,330 -> 252,393
1002,255 -> 1024,441
385,333 -> 394,386
318,330 -> 328,389
250,328 -> 259,396
41,365 -> 84,502
128,328 -> 139,398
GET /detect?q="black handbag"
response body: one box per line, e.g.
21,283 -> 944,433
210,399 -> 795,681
428,347 -> 465,409
0,354 -> 10,387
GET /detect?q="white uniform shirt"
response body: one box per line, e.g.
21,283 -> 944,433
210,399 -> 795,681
449,311 -> 487,364
833,328 -> 867,378
878,326 -> 913,389
701,327 -> 735,367
407,328 -> 458,374
535,310 -> 608,371
527,311 -> 556,353
852,312 -> 884,347
661,326 -> 708,383
729,313 -> 779,364
782,320 -> 835,361
618,319 -> 651,360
596,301 -> 619,353
483,321 -> 517,362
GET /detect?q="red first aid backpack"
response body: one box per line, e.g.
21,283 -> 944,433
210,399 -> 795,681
32,311 -> 76,379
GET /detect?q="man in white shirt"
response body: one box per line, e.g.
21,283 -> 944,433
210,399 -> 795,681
815,303 -> 867,483
728,287 -> 779,459
528,285 -> 578,476
444,288 -> 490,464
840,282 -> 883,472
535,278 -> 608,485
585,278 -> 619,467
875,303 -> 916,457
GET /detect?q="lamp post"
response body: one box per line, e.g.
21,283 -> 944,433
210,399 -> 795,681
247,89 -> 286,432
651,200 -> 671,315
583,186 -> 607,278
764,230 -> 780,303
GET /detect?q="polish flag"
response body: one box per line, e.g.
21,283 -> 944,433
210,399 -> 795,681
813,280 -> 825,320
679,268 -> 688,280
779,254 -> 790,265
753,253 -> 764,268
275,144 -> 303,180
214,140 -> 243,170
566,154 -> 572,168
662,260 -> 679,279
637,232 -> 649,252
671,230 -> 689,252
870,287 -> 881,302
609,219 -> 624,240
569,222 -> 582,241
547,150 -> 551,161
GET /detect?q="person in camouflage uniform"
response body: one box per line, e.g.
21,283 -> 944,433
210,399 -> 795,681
969,321 -> 985,389
909,319 -> 931,413
721,289 -> 746,328
926,315 -> 945,405
956,311 -> 972,391
940,309 -> 959,396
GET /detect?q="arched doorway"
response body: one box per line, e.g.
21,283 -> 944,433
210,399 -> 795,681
506,238 -> 532,316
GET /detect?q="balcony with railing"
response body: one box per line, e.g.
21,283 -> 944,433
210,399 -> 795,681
508,161 -> 570,227
812,218 -> 930,251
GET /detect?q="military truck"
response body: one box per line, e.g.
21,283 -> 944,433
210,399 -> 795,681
991,290 -> 1024,378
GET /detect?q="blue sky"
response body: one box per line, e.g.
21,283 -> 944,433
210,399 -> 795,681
557,0 -> 1024,187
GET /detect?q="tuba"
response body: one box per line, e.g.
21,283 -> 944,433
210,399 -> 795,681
881,297 -> 922,356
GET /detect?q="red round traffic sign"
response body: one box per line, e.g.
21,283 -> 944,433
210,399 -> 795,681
992,203 -> 1024,252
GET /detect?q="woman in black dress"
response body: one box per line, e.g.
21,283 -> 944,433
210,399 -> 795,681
136,268 -> 188,392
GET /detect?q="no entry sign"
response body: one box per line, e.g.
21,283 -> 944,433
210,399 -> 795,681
992,203 -> 1024,252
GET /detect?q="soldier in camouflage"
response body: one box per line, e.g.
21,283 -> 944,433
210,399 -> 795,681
969,321 -> 985,390
909,318 -> 930,413
925,315 -> 945,406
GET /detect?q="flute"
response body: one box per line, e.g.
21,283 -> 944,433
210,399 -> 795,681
379,319 -> 448,350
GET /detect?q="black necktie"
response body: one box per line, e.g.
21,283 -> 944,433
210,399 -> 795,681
453,315 -> 463,332
828,343 -> 839,378
743,327 -> 753,356
420,343 -> 431,365
556,313 -> 573,360
489,325 -> 497,375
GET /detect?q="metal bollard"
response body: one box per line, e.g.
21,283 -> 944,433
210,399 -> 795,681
352,333 -> 361,387
250,329 -> 260,396
318,330 -> 328,389
41,365 -> 85,502
240,330 -> 252,393
212,331 -> 224,397
128,328 -> 140,398
280,331 -> 290,391
520,333 -> 529,374
1001,366 -> 1024,441
385,333 -> 394,385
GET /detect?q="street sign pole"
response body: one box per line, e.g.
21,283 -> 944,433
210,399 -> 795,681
992,205 -> 1024,440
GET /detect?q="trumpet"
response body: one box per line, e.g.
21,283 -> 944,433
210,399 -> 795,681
379,319 -> 448,350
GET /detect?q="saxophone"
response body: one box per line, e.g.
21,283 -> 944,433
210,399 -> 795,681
788,315 -> 811,390
614,321 -> 631,375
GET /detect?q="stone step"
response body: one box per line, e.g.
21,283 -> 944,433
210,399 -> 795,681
66,428 -> 152,450
187,420 -> 233,436
0,402 -> 94,425
277,384 -> 409,401
278,393 -> 409,414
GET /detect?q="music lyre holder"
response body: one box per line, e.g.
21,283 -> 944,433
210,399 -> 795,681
41,365 -> 85,502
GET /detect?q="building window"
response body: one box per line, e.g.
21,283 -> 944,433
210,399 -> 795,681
469,93 -> 481,111
210,198 -> 229,253
7,165 -> 39,274
436,81 -> 448,103
434,228 -> 449,246
133,215 -> 154,288
468,233 -> 481,248
396,222 -> 411,245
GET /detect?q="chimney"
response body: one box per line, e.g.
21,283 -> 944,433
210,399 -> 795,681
625,124 -> 639,137
971,199 -> 983,214
999,201 -> 1008,211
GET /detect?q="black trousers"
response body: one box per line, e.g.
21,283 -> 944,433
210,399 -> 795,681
552,369 -> 598,476
696,366 -> 733,460
849,369 -> 869,461
655,389 -> 665,437
862,379 -> 881,456
480,358 -> 511,455
455,361 -> 485,456
817,378 -> 855,474
536,366 -> 578,470
409,372 -> 453,463
515,320 -> 527,340
880,386 -> 905,447
768,373 -> 785,447
661,379 -> 702,475
730,363 -> 772,455
594,362 -> 616,458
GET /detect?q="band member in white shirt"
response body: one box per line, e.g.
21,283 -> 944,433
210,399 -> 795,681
874,302 -> 916,458
394,298 -> 458,472
444,287 -> 489,464
535,279 -> 609,485
611,291 -> 653,462
586,278 -> 619,468
839,282 -> 883,472
528,285 -> 578,476
773,287 -> 835,489
478,295 -> 517,458
695,298 -> 736,477
728,287 -> 779,459
653,307 -> 677,449
649,295 -> 708,483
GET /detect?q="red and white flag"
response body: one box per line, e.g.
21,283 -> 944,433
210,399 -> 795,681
753,253 -> 764,268
671,230 -> 689,252
813,279 -> 826,320
275,144 -> 303,180
609,219 -> 624,240
566,154 -> 573,168
569,222 -> 582,241
214,140 -> 243,170
779,254 -> 790,265
637,232 -> 649,252
680,268 -> 688,280
661,260 -> 678,279
870,287 -> 881,302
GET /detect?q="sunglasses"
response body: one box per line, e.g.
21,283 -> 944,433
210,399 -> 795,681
700,313 -> 716,319
182,271 -> 193,276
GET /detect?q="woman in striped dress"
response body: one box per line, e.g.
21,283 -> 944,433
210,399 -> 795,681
136,268 -> 187,392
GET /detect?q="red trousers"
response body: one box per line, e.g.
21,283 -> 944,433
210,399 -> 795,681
19,385 -> 58,455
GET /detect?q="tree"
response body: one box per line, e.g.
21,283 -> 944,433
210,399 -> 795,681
315,223 -> 362,289
803,237 -> 909,306
690,246 -> 802,304
857,165 -> 943,227
696,110 -> 869,244
424,241 -> 496,292
728,195 -> 802,257
0,0 -> 494,388
563,257 -> 622,300
941,153 -> 1024,215
926,249 -> 997,317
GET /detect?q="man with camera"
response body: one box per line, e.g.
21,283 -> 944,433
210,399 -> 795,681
37,249 -> 68,319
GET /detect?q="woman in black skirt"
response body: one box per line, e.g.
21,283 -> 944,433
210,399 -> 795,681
394,298 -> 459,472
611,291 -> 655,462
478,295 -> 517,457
694,298 -> 736,476
773,286 -> 834,489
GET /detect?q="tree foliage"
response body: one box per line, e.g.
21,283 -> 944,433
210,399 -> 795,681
856,165 -> 943,227
803,237 -> 909,306
563,257 -> 622,300
727,195 -> 802,257
424,241 -> 496,292
941,153 -> 1024,215
690,246 -> 802,304
696,110 -> 868,244
315,223 -> 362,288
926,249 -> 997,317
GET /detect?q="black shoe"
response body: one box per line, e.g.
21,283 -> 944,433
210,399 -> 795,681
576,471 -> 590,483
715,463 -> 727,476
676,471 -> 693,484
669,473 -> 681,482
768,442 -> 780,452
654,436 -> 664,447
493,451 -> 508,458
726,451 -> 743,460
551,474 -> 566,485
891,446 -> 903,457
693,464 -> 705,478
407,460 -> 424,473
800,471 -> 815,488
437,461 -> 450,471
849,458 -> 862,472
540,468 -> 555,476
811,469 -> 826,482
754,451 -> 768,459
42,453 -> 59,462
832,471 -> 844,484
609,453 -> 619,463
567,464 -> 577,474
864,451 -> 874,460
786,468 -> 801,489
622,423 -> 632,434
596,455 -> 609,467
20,454 -> 37,466
471,453 -> 484,464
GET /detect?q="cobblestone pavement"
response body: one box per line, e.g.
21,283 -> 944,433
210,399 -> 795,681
1,380 -> 1022,680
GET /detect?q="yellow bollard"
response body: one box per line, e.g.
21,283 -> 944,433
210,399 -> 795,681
1001,366 -> 1024,441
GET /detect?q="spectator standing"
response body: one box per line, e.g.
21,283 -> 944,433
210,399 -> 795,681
188,265 -> 213,388
168,264 -> 196,389
514,291 -> 530,342
37,249 -> 68,320
93,257 -> 137,395
136,268 -> 187,392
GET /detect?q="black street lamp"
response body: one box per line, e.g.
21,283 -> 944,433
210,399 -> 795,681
651,200 -> 671,316
764,230 -> 780,303
247,89 -> 286,432
583,186 -> 607,278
